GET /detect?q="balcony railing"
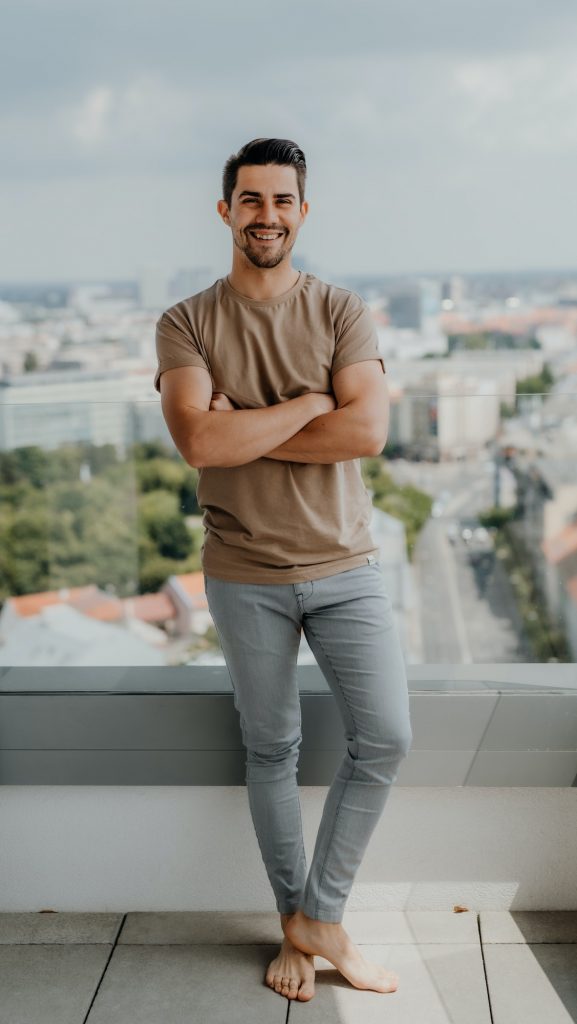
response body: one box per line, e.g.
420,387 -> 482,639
0,392 -> 575,787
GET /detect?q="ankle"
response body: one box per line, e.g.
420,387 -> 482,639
300,910 -> 342,929
280,911 -> 297,935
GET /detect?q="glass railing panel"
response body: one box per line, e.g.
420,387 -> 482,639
0,392 -> 575,684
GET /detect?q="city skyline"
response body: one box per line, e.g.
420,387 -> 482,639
2,265 -> 577,293
3,0 -> 577,280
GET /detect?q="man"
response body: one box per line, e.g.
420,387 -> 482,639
154,138 -> 413,1003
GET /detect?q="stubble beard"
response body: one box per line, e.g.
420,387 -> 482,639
233,229 -> 294,269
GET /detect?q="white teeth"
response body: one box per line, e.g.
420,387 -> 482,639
252,232 -> 282,239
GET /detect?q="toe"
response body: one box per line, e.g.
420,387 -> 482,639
287,978 -> 299,999
298,979 -> 315,1001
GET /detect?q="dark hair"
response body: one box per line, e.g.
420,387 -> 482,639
222,138 -> 307,208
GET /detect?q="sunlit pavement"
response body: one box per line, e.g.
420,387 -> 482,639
1,910 -> 576,1023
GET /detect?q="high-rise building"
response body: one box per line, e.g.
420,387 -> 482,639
388,286 -> 422,329
441,275 -> 466,310
385,279 -> 443,330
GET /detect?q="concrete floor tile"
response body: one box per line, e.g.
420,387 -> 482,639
480,911 -> 577,944
120,909 -> 479,946
484,944 -> 577,1023
0,944 -> 111,1024
120,910 -> 283,944
341,909 -> 479,944
289,943 -> 492,1023
87,944 -> 289,1024
0,911 -> 123,944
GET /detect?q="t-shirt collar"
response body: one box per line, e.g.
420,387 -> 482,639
221,271 -> 307,307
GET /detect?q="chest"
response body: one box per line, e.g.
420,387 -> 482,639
201,304 -> 336,408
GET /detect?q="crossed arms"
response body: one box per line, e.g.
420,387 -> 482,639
159,359 -> 389,467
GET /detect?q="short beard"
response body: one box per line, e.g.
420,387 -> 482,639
233,231 -> 294,269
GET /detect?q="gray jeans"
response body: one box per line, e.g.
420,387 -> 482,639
203,560 -> 413,923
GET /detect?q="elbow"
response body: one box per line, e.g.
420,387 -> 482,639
187,414 -> 241,468
369,412 -> 389,455
363,427 -> 387,457
187,442 -> 238,469
187,424 -> 218,468
187,443 -> 219,469
186,438 -> 205,468
188,446 -> 217,469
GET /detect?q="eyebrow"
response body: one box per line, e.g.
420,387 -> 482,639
238,190 -> 296,199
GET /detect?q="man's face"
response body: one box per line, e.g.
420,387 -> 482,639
218,164 -> 308,269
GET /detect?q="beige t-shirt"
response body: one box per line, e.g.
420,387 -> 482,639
154,271 -> 386,583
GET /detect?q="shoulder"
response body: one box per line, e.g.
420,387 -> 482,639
305,277 -> 371,343
304,273 -> 362,303
157,279 -> 221,329
304,274 -> 367,317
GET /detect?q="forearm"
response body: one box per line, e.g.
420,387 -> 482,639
191,395 -> 320,467
262,406 -> 378,464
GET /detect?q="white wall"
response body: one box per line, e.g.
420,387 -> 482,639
2,786 -> 576,912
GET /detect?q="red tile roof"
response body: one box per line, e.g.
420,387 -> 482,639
5,572 -> 210,623
6,586 -> 173,624
8,585 -> 101,618
174,573 -> 210,610
440,307 -> 577,335
541,523 -> 577,565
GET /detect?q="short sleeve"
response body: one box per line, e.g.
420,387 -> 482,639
153,309 -> 211,393
331,292 -> 386,378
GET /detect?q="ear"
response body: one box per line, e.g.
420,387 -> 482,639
217,199 -> 230,226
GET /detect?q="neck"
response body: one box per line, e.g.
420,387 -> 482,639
226,260 -> 301,301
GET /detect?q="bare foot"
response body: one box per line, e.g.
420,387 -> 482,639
285,909 -> 399,994
264,914 -> 315,1001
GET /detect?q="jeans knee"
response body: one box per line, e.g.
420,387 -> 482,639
359,721 -> 413,768
394,724 -> 413,760
245,735 -> 301,782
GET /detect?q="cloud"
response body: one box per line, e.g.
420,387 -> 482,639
5,35 -> 577,182
68,87 -> 114,145
3,0 -> 577,123
3,0 -> 577,276
451,55 -> 577,153
63,75 -> 195,150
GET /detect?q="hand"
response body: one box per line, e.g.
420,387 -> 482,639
210,391 -> 236,411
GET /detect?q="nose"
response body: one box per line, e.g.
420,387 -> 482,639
261,197 -> 279,226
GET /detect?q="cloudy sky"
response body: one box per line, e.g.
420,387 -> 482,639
3,0 -> 577,281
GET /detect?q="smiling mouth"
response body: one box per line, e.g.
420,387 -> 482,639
248,231 -> 285,242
